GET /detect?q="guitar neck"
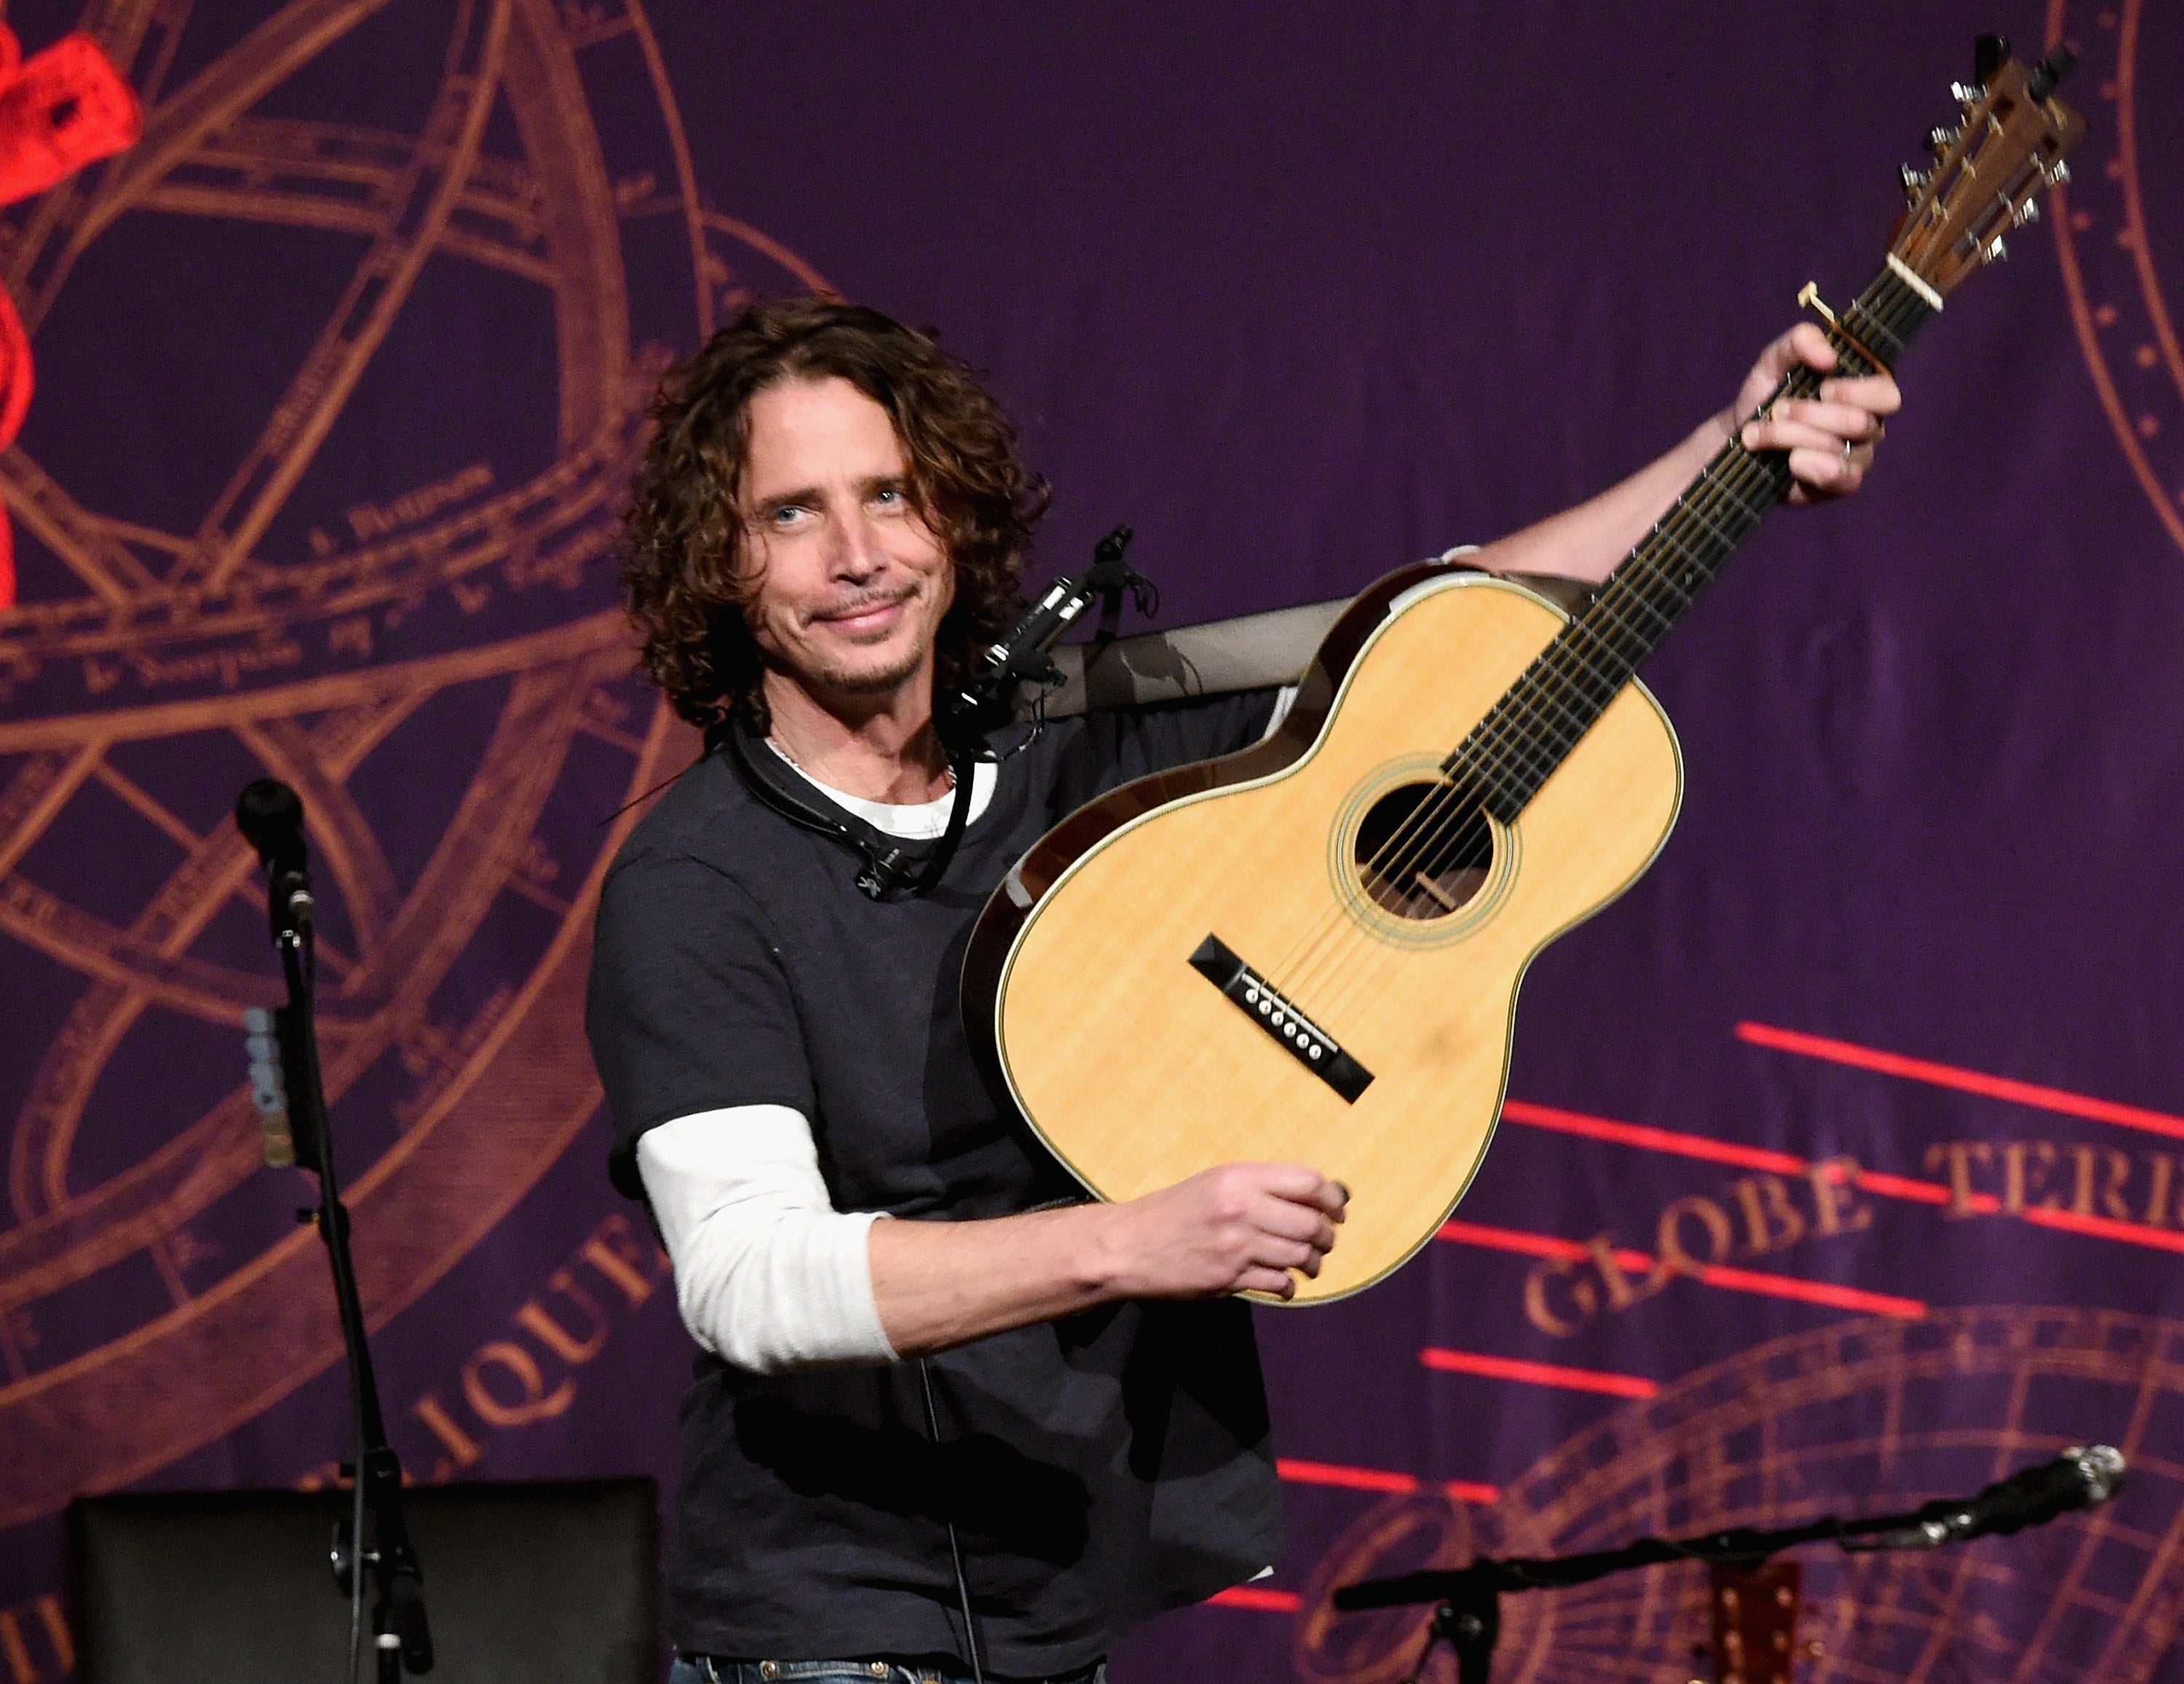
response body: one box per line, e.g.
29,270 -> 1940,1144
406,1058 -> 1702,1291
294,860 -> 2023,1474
1449,260 -> 1939,818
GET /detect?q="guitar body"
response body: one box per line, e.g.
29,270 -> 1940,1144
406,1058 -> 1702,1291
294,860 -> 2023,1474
964,569 -> 1683,1301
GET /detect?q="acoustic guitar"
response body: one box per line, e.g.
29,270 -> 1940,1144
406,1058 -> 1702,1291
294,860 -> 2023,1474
962,52 -> 2084,1302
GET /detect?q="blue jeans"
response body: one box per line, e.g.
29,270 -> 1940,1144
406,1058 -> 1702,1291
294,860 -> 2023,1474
671,1659 -> 1107,1684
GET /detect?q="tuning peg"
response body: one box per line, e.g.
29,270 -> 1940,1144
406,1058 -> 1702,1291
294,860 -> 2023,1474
2046,159 -> 2072,186
2012,199 -> 2042,227
1899,163 -> 1931,203
1949,80 -> 1981,114
1929,125 -> 1962,156
1984,234 -> 2009,264
2028,46 -> 2074,101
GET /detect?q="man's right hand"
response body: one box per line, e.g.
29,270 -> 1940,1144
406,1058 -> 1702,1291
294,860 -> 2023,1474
1095,1163 -> 1348,1301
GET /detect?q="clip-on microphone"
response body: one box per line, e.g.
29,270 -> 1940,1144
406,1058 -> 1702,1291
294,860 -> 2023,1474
953,523 -> 1154,720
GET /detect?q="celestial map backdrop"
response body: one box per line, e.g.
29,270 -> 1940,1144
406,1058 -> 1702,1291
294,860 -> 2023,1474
1,4 -> 2182,1683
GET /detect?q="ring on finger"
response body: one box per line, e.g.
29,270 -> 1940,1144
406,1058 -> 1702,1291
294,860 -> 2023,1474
1842,438 -> 1854,463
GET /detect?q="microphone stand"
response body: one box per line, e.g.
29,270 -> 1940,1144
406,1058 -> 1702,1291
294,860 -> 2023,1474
1334,1449 -> 2124,1684
256,849 -> 433,1681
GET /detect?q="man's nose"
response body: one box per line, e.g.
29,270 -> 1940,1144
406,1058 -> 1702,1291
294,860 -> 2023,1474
825,507 -> 888,578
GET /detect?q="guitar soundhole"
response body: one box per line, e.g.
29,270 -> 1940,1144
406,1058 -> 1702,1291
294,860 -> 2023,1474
1352,780 -> 1494,920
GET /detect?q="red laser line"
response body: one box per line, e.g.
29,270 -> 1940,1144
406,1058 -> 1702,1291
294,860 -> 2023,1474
1274,1458 -> 1503,1505
1436,1218 -> 1586,1261
1501,1099 -> 1807,1174
1680,1261 -> 1923,1319
1506,1098 -> 2184,1255
1736,1021 -> 2184,1144
1502,1104 -> 2001,1211
1419,1346 -> 1659,1398
2022,1206 -> 2184,1254
1277,1458 -> 1414,1494
1208,1586 -> 1301,1612
1854,1169 -> 1947,1205
1435,1219 -> 1924,1319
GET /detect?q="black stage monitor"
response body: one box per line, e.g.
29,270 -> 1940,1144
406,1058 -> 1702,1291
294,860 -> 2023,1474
68,1478 -> 658,1684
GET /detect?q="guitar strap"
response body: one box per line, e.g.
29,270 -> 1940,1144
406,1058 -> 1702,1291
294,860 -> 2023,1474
1042,553 -> 1599,717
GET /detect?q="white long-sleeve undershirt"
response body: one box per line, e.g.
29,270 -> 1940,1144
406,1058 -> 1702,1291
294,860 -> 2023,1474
640,693 -> 1297,1374
639,1106 -> 897,1372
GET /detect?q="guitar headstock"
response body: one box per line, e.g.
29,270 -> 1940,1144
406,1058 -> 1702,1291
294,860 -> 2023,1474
1891,47 -> 2084,299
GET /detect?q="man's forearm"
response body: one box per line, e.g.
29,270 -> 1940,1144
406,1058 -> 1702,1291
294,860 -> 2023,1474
1476,326 -> 1902,587
868,1203 -> 1123,1356
1469,414 -> 1731,587
871,1162 -> 1347,1357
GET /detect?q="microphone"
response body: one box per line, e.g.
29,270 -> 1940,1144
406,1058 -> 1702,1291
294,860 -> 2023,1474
1875,1446 -> 2126,1549
234,777 -> 314,934
953,524 -> 1152,719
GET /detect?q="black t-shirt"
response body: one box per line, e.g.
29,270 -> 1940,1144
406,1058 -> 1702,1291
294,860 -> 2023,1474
585,693 -> 1284,1675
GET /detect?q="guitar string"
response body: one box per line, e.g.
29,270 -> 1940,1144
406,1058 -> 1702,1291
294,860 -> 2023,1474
1265,426 -> 1784,1012
1319,274 -> 1924,950
1295,432 -> 1797,1024
1328,131 -> 2062,1013
1264,337 -> 1858,1013
1366,281 -> 1922,883
1259,440 -> 1770,1016
1305,419 -> 1808,1024
1235,159 -> 2057,1257
1265,273 -> 1923,1022
1262,334 -> 1843,995
1247,456 -> 1779,997
1279,103 -> 2057,1006
1267,277 -> 1923,1024
1297,279 -> 1926,1027
1298,288 -> 1920,1028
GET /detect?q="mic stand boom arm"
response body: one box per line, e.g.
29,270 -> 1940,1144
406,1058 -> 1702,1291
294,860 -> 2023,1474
1332,1446 -> 2124,1684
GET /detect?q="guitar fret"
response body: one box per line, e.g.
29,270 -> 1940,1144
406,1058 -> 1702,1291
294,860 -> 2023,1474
1677,494 -> 1747,553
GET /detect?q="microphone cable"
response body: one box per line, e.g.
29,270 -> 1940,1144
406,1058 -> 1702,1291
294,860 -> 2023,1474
917,1358 -> 986,1684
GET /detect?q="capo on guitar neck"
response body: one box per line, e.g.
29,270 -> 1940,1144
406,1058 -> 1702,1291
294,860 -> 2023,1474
1795,281 -> 1891,376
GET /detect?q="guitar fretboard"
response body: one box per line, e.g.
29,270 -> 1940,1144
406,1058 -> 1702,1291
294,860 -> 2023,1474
1446,264 -> 1938,818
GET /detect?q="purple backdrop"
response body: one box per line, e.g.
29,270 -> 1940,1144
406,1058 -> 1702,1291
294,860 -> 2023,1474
4,2 -> 2182,1680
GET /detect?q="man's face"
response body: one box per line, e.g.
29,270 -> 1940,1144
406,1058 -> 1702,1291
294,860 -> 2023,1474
736,375 -> 954,713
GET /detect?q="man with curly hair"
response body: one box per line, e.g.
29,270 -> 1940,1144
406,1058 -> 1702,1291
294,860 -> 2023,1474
586,297 -> 1895,1684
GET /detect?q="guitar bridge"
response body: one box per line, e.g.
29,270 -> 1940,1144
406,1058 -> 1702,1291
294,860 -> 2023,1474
1189,934 -> 1374,1103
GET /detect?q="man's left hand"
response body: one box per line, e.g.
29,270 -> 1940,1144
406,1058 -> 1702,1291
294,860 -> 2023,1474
1728,322 -> 1902,505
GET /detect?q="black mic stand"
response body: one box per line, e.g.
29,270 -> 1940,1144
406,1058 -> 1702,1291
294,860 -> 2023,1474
242,784 -> 432,1681
1333,1447 -> 2124,1684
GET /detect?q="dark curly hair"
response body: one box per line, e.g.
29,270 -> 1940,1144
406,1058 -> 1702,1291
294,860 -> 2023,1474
621,297 -> 1049,732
